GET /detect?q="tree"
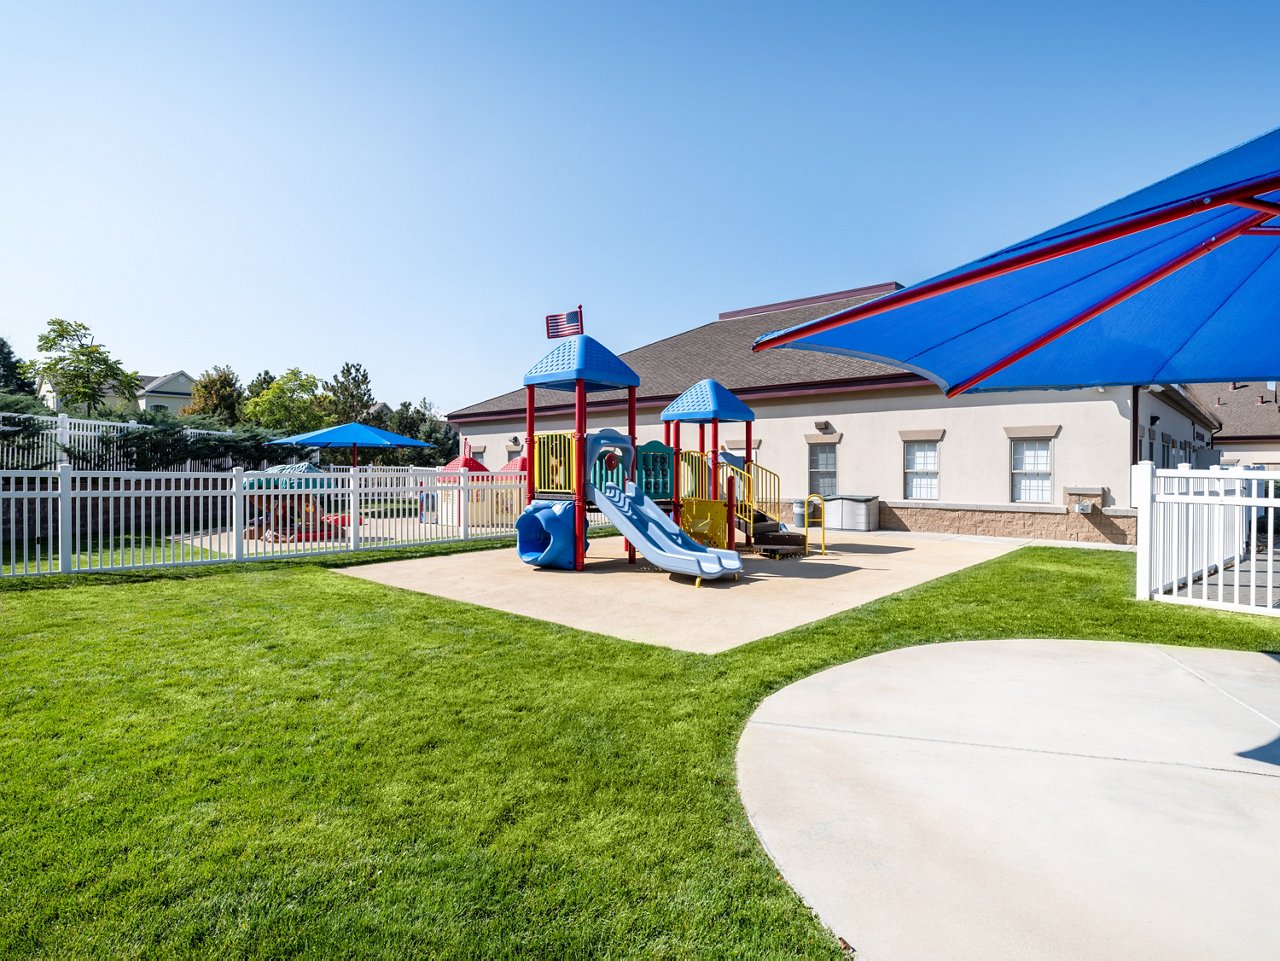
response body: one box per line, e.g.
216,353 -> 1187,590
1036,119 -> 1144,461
242,368 -> 328,434
24,319 -> 141,416
0,392 -> 53,466
182,365 -> 245,425
246,370 -> 276,400
0,337 -> 36,395
375,398 -> 458,467
323,362 -> 375,424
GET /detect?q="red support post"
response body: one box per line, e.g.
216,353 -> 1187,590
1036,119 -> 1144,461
574,378 -> 587,572
672,421 -> 682,525
525,384 -> 536,506
627,386 -> 637,564
698,423 -> 705,454
945,210 -> 1271,396
351,442 -> 358,469
726,474 -> 736,552
744,420 -> 753,549
710,418 -> 719,500
664,421 -> 671,445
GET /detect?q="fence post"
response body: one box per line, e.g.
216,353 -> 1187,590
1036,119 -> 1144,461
349,470 -> 361,552
1132,461 -> 1155,601
56,413 -> 70,466
57,462 -> 73,574
460,470 -> 471,540
231,467 -> 245,562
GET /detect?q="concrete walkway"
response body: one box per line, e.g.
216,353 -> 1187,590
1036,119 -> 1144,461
340,531 -> 1028,653
738,639 -> 1280,961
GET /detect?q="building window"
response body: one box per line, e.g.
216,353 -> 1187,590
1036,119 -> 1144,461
903,441 -> 939,500
1011,439 -> 1052,503
808,443 -> 837,497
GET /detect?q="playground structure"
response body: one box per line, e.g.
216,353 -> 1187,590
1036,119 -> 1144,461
660,379 -> 804,558
514,335 -> 812,583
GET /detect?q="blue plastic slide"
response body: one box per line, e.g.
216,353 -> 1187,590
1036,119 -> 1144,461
515,500 -> 586,570
588,481 -> 741,582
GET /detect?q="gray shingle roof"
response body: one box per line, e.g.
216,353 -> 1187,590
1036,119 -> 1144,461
1188,383 -> 1280,439
449,284 -> 914,421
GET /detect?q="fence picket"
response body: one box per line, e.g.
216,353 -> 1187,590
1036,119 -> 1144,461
1135,462 -> 1279,617
1,466 -> 527,578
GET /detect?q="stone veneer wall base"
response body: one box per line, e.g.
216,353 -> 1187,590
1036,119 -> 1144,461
879,492 -> 1134,545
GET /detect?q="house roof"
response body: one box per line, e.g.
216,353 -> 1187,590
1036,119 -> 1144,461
450,283 -> 912,422
138,371 -> 193,393
1188,383 -> 1280,440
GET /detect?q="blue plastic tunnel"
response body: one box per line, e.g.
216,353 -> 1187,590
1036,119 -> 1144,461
515,500 -> 587,570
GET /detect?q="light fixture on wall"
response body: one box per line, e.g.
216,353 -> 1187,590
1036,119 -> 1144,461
813,420 -> 831,432
1149,415 -> 1160,427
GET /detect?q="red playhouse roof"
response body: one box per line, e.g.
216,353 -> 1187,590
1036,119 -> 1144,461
499,455 -> 527,473
441,454 -> 489,472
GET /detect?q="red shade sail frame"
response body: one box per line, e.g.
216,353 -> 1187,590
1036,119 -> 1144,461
752,177 -> 1280,395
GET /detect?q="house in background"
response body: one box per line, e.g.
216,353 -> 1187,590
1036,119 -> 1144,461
449,283 -> 1220,545
1193,382 -> 1280,467
39,370 -> 196,415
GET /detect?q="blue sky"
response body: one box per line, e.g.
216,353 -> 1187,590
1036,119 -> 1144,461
1,1 -> 1277,413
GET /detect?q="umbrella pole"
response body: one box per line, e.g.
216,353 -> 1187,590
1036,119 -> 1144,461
352,443 -> 358,469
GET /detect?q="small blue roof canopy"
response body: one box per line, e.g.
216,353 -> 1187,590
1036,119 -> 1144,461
267,422 -> 433,449
523,335 -> 640,393
661,379 -> 755,423
754,125 -> 1280,394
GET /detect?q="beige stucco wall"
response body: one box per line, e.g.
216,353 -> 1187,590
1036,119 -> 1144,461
458,385 -> 1143,502
1215,441 -> 1280,468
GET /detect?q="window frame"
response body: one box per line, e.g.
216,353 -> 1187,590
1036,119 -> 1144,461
1010,437 -> 1053,504
902,439 -> 940,501
807,442 -> 838,498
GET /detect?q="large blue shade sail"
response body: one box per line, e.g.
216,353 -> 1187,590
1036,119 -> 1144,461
661,379 -> 755,423
755,126 -> 1280,394
523,335 -> 640,393
268,422 -> 434,449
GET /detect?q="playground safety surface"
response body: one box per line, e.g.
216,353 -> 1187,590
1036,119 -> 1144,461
341,530 -> 1042,653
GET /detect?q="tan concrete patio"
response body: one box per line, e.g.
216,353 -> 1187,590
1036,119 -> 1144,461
338,530 -> 1031,653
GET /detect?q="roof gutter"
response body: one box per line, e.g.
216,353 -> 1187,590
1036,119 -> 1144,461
448,373 -> 932,425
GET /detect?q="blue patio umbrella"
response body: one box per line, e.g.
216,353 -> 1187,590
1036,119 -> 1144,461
268,422 -> 434,467
754,125 -> 1280,395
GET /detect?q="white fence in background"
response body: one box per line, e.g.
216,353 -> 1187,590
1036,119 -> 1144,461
1134,462 -> 1279,617
0,411 -> 235,470
1,466 -> 527,577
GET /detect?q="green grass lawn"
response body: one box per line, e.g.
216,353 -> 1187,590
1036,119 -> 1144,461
2,546 -> 1279,959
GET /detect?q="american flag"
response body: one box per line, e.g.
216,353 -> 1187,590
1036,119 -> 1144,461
545,306 -> 584,339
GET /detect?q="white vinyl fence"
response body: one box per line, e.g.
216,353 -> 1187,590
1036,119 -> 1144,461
1,466 -> 526,577
0,412 -> 236,470
1134,462 -> 1280,616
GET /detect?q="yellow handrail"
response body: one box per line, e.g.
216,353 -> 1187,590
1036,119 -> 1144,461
804,494 -> 826,556
533,431 -> 576,494
679,450 -> 711,501
750,463 -> 782,522
718,462 -> 754,527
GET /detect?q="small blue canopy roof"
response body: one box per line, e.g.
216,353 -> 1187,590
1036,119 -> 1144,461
661,379 -> 755,423
755,125 -> 1280,394
267,422 -> 434,449
523,335 -> 640,392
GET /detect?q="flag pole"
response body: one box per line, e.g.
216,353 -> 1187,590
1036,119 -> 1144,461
578,304 -> 584,334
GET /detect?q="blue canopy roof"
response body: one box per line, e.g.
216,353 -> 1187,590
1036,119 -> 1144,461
755,126 -> 1280,395
523,335 -> 640,393
661,379 -> 755,423
267,422 -> 434,449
